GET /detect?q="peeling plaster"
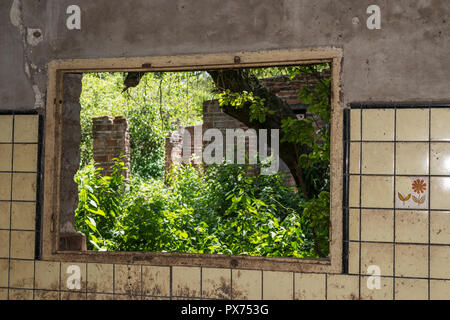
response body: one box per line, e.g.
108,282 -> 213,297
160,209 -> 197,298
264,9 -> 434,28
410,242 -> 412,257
32,84 -> 44,110
61,221 -> 78,234
26,28 -> 43,46
9,0 -> 22,28
9,0 -> 45,110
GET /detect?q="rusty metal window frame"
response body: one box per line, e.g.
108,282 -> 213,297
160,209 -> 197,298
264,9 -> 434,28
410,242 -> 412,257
41,49 -> 344,273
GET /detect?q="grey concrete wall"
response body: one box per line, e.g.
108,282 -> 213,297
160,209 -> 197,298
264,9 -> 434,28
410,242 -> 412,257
1,0 -> 449,112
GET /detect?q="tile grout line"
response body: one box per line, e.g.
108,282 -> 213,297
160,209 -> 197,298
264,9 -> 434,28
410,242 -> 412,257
428,107 -> 431,300
358,108 -> 362,299
169,266 -> 173,300
230,268 -> 233,300
261,270 -> 264,300
7,113 -> 15,300
113,263 -> 115,298
342,109 -> 350,275
292,272 -> 295,300
200,266 -> 203,300
59,262 -> 62,300
85,263 -> 88,300
393,106 -> 397,301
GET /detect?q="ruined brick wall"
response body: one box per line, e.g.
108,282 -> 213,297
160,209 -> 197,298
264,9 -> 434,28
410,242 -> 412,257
164,72 -> 333,184
165,125 -> 203,172
92,116 -> 130,178
260,69 -> 330,131
165,100 -> 295,185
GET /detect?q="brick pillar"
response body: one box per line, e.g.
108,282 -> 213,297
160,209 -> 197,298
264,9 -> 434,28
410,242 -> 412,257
92,116 -> 130,178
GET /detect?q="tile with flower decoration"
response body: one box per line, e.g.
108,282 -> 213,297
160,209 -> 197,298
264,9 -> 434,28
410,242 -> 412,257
396,177 -> 429,209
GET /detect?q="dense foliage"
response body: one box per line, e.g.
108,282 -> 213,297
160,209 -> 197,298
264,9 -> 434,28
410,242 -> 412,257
80,71 -> 215,179
75,160 -> 317,257
218,65 -> 331,256
75,65 -> 331,258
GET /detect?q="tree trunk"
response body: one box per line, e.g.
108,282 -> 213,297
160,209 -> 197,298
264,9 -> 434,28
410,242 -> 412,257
207,69 -> 311,200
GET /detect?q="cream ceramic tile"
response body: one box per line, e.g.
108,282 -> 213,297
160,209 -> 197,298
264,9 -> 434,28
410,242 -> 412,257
294,273 -> 325,300
263,271 -> 293,300
142,296 -> 170,300
361,142 -> 394,174
87,263 -> 113,293
61,262 -> 86,292
0,289 -> 7,300
12,173 -> 36,201
61,291 -> 86,300
0,202 -> 9,229
361,176 -> 394,208
0,173 -> 11,200
430,280 -> 450,300
362,109 -> 395,141
142,265 -> 170,297
396,143 -> 429,175
0,259 -> 8,287
231,269 -> 262,300
8,289 -> 33,300
349,142 -> 360,174
350,109 -> 361,141
14,115 -> 39,143
395,278 -> 428,300
348,242 -> 359,274
114,294 -> 141,300
202,267 -> 231,299
34,290 -> 59,300
431,211 -> 450,244
430,177 -> 450,210
0,144 -> 12,171
361,243 -> 394,276
172,266 -> 201,298
0,230 -> 9,258
35,261 -> 60,290
10,231 -> 34,259
430,246 -> 450,279
0,116 -> 13,143
396,109 -> 429,141
114,265 -> 141,296
326,275 -> 359,300
361,210 -> 393,242
349,175 -> 360,208
360,276 -> 393,300
395,244 -> 428,278
87,293 -> 114,300
9,260 -> 34,289
13,144 -> 37,172
349,209 -> 359,241
396,211 -> 428,243
396,176 -> 429,210
430,143 -> 450,175
11,202 -> 35,230
431,109 -> 450,141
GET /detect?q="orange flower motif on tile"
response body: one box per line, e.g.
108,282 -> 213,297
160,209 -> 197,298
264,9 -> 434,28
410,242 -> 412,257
412,179 -> 427,194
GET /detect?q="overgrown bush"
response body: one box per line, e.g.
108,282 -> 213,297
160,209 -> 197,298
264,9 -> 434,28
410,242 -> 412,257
74,159 -> 320,258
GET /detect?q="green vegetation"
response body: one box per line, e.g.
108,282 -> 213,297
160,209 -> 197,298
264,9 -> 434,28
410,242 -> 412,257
74,65 -> 330,258
75,160 -> 317,257
79,71 -> 215,178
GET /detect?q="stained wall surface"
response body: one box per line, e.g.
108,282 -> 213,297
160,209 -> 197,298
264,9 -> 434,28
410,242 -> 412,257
1,0 -> 450,300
